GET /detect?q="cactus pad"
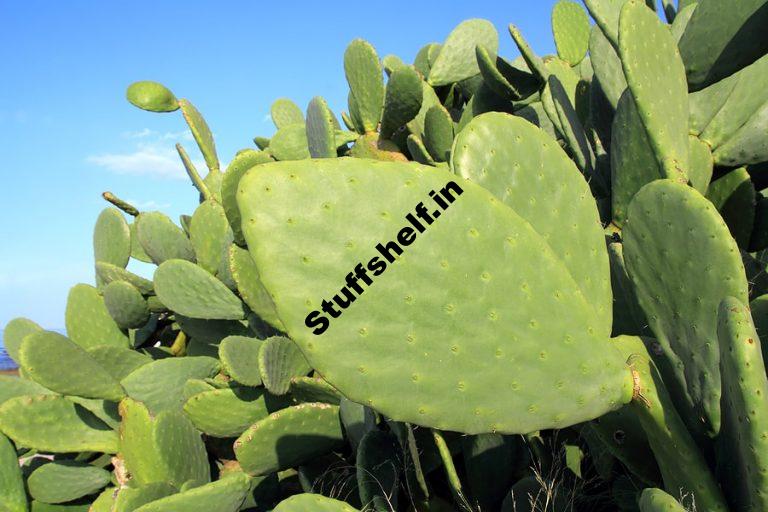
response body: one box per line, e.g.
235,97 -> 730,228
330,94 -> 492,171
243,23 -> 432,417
65,284 -> 129,349
623,179 -> 748,435
238,158 -> 631,434
234,403 -> 344,475
705,167 -> 756,248
93,207 -> 130,269
427,19 -> 498,86
258,336 -> 311,395
273,494 -> 359,512
126,81 -> 179,113
189,199 -> 232,275
618,0 -> 689,181
221,150 -> 273,246
19,330 -> 125,401
132,473 -> 250,512
638,489 -> 686,512
95,262 -> 153,295
0,395 -> 118,453
0,433 -> 26,512
135,212 -> 195,264
178,99 -> 218,173
228,246 -> 283,330
551,1 -> 590,66
2,316 -> 42,364
154,259 -> 245,320
27,461 -> 111,504
120,356 -> 220,414
271,98 -> 304,129
306,96 -> 337,158
380,66 -> 422,140
451,113 -> 612,338
716,297 -> 768,511
219,335 -> 264,386
103,281 -> 150,330
183,387 -> 280,437
344,39 -> 384,133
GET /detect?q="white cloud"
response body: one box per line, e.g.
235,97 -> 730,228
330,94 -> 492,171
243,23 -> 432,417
87,128 -> 204,180
126,199 -> 171,210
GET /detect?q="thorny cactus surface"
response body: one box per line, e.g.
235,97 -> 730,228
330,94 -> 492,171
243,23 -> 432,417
3,1 -> 768,511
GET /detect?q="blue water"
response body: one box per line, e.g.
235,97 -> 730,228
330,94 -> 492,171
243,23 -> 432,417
0,331 -> 17,370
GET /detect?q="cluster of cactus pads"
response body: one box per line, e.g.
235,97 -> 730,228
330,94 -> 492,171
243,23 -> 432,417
4,0 -> 768,510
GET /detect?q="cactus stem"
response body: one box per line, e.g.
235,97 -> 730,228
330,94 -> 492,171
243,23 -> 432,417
431,429 -> 467,509
176,143 -> 212,201
101,191 -> 139,217
170,331 -> 187,357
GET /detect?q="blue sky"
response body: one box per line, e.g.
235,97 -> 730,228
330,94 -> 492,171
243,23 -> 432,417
0,0 -> 559,328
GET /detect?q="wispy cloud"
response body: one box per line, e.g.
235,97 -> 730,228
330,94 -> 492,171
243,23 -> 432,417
86,129 -> 203,179
126,199 -> 171,210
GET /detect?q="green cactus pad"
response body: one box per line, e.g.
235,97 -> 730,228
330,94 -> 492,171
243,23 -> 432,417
687,135 -> 713,193
344,39 -> 384,133
221,150 -> 272,247
339,398 -> 377,452
716,297 -> 768,511
0,433 -> 26,512
27,461 -> 111,504
189,199 -> 232,275
626,346 -> 727,511
93,207 -> 131,269
238,158 -> 631,434
0,375 -> 53,406
705,168 -> 756,248
65,284 -> 129,349
452,113 -> 612,338
219,335 -> 264,386
582,0 -> 624,49
19,331 -> 125,401
589,25 -> 625,112
0,395 -> 118,453
607,243 -> 648,337
689,54 -> 768,167
507,25 -> 547,82
95,262 -> 153,295
234,403 -> 343,476
154,259 -> 245,320
120,356 -> 220,414
271,98 -> 304,129
551,1 -> 590,66
623,179 -> 749,435
428,19 -> 498,86
423,105 -> 453,163
638,489 -> 686,512
380,66 -> 423,140
111,483 -> 175,512
475,45 -> 538,102
183,387 -> 279,437
546,75 -> 599,189
618,0 -> 689,182
258,336 -> 311,395
274,494 -> 359,512
178,99 -> 219,173
2,317 -> 42,364
132,473 -> 250,512
103,281 -> 150,330
269,123 -> 310,161
677,0 -> 768,90
119,398 -> 210,488
290,376 -> 342,405
228,246 -> 283,330
349,133 -> 406,162
406,134 -> 435,166
135,212 -> 195,264
86,345 -> 150,381
610,91 -> 660,227
306,96 -> 337,158
129,222 -> 152,263
126,81 -> 179,113
357,430 -> 400,511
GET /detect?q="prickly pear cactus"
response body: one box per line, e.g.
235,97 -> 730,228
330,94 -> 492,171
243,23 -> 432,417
4,3 -> 768,511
